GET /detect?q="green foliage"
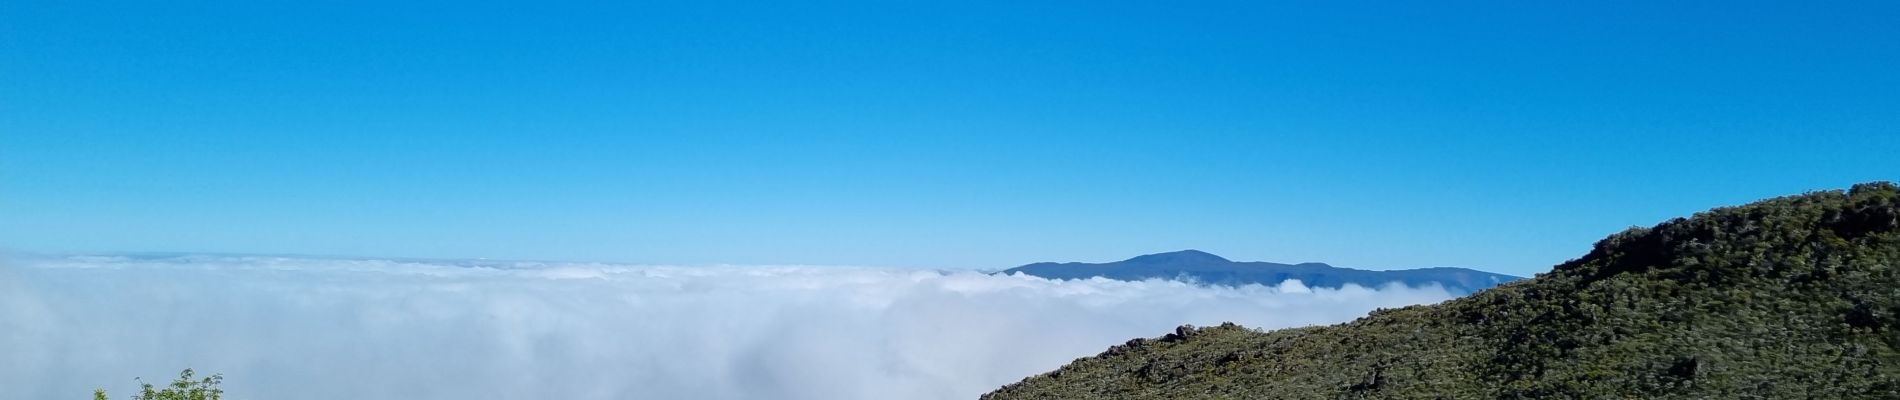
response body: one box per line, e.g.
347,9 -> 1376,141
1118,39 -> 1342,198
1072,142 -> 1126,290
95,369 -> 223,400
985,182 -> 1900,399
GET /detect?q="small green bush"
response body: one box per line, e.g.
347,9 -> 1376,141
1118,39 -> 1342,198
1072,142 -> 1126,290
94,369 -> 222,400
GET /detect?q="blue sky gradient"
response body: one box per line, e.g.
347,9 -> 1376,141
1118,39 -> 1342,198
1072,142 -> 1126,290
3,1 -> 1897,275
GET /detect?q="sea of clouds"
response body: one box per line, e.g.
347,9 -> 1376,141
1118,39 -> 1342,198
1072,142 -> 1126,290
0,254 -> 1456,400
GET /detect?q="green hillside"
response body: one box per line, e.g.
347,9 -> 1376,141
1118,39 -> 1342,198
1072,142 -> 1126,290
985,182 -> 1900,399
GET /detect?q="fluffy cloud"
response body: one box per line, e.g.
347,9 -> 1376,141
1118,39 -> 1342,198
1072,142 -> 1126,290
0,254 -> 1455,400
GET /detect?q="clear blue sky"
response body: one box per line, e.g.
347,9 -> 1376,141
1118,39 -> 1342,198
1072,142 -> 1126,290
3,1 -> 1896,275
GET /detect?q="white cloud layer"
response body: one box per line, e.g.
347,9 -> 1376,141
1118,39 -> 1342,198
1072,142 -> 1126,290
0,254 -> 1455,400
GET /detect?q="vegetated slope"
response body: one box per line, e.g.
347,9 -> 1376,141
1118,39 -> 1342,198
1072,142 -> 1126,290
1003,250 -> 1521,293
985,182 -> 1900,399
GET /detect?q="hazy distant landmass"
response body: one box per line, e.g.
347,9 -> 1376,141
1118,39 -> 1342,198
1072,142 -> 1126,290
985,182 -> 1900,399
1002,250 -> 1521,293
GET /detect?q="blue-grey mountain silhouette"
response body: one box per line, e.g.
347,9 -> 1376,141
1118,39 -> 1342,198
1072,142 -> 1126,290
1002,250 -> 1520,293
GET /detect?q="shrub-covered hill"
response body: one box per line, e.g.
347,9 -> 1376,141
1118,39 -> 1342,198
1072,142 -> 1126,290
984,182 -> 1900,399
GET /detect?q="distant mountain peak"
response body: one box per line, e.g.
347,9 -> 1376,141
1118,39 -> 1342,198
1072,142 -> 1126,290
1003,250 -> 1520,293
1124,250 -> 1231,264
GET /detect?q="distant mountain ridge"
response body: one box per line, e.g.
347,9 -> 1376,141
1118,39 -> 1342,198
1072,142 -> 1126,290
1002,250 -> 1521,293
